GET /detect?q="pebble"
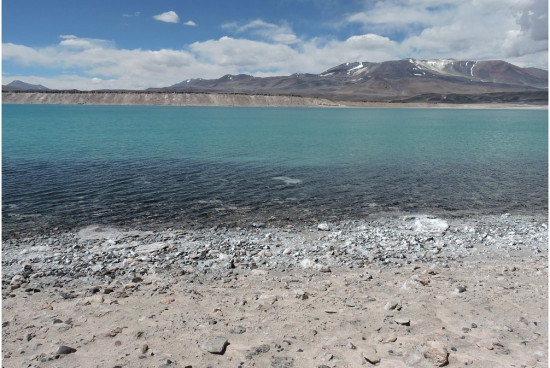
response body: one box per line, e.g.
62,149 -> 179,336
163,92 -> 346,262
56,346 -> 77,355
394,317 -> 411,326
317,223 -> 331,231
294,289 -> 309,300
202,336 -> 228,354
455,285 -> 467,293
362,348 -> 381,365
423,340 -> 449,367
384,301 -> 399,311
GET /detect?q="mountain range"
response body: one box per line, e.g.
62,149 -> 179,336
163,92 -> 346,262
4,59 -> 548,104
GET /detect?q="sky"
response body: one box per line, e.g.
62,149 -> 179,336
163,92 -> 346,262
2,0 -> 548,90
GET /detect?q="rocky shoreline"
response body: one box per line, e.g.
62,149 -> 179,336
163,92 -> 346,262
2,212 -> 548,367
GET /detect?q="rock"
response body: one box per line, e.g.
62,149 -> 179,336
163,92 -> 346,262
282,248 -> 292,255
315,264 -> 331,273
376,334 -> 397,343
294,289 -> 309,300
318,223 -> 331,231
455,285 -> 467,293
141,344 -> 148,353
202,336 -> 228,354
56,345 -> 77,355
135,242 -> 168,254
414,216 -> 449,235
476,339 -> 502,350
423,340 -> 449,367
10,274 -> 25,285
10,275 -> 25,290
300,259 -> 315,269
229,326 -> 246,334
105,327 -> 123,337
362,348 -> 381,365
394,317 -> 411,326
384,301 -> 399,311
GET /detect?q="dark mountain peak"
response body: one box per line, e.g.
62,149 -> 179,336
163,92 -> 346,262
162,58 -> 547,103
219,74 -> 255,81
6,80 -> 50,91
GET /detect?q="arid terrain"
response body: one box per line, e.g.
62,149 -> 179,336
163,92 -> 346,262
2,213 -> 547,367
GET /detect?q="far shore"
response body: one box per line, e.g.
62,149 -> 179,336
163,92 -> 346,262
2,91 -> 547,109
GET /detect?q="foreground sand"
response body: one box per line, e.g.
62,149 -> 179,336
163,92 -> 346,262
2,213 -> 548,367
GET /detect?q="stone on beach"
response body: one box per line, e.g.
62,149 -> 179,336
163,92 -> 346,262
362,348 -> 381,365
317,223 -> 331,231
202,336 -> 228,354
395,317 -> 411,326
423,340 -> 449,367
56,345 -> 77,355
413,216 -> 449,235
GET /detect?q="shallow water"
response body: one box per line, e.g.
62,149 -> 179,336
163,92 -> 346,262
2,105 -> 547,236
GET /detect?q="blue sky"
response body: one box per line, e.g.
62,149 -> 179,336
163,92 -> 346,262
2,0 -> 548,90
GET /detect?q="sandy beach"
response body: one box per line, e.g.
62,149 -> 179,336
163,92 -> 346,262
2,212 -> 547,367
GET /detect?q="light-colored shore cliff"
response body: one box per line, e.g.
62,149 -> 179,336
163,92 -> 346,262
2,92 -> 340,107
4,91 -> 547,109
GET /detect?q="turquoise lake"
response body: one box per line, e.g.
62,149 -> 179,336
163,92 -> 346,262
2,104 -> 548,236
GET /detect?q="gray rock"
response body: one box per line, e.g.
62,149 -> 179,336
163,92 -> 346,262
202,336 -> 228,354
294,289 -> 309,300
455,285 -> 467,293
384,301 -> 399,311
56,345 -> 77,355
317,223 -> 331,231
135,242 -> 168,254
362,348 -> 381,364
394,317 -> 411,326
423,340 -> 449,367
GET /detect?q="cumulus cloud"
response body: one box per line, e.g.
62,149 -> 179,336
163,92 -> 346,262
184,20 -> 197,26
345,0 -> 548,67
153,10 -> 179,23
2,1 -> 547,90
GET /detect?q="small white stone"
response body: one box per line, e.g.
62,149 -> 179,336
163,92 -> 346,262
318,223 -> 331,231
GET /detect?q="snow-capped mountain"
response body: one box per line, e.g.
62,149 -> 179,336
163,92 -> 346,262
159,59 -> 547,102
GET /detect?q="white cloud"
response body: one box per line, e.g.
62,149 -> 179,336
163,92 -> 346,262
153,10 -> 179,23
346,0 -> 548,66
222,19 -> 299,44
59,35 -> 114,49
184,20 -> 197,27
3,1 -> 547,91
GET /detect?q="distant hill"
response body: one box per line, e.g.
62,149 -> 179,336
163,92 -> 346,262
152,58 -> 548,102
3,59 -> 547,105
3,80 -> 50,91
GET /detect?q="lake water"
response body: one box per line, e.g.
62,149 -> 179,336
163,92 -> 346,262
2,104 -> 547,236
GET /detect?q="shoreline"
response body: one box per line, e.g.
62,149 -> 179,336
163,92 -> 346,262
3,212 -> 547,367
3,91 -> 548,109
